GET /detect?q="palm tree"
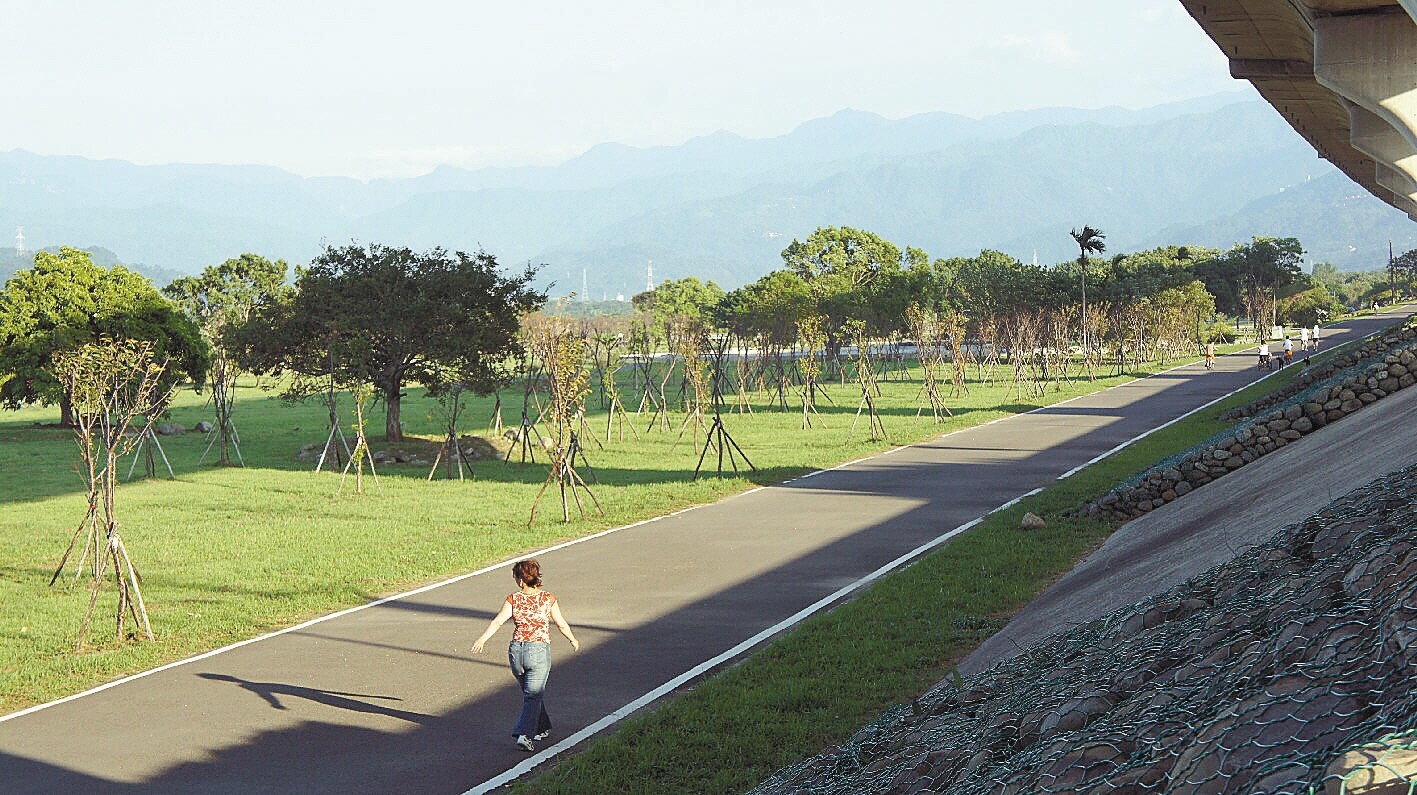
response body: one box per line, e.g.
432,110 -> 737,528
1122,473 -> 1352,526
1070,225 -> 1107,366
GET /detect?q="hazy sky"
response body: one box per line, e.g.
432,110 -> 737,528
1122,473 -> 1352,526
1,0 -> 1243,179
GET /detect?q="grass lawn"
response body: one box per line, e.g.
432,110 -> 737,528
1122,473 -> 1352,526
0,348 -> 1243,714
511,345 -> 1336,794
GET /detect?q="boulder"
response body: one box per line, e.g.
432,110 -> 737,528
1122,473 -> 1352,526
194,420 -> 214,433
155,423 -> 185,436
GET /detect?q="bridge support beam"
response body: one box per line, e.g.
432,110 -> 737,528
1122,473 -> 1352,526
1315,12 -> 1417,186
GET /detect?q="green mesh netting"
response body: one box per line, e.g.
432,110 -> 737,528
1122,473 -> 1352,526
752,465 -> 1417,794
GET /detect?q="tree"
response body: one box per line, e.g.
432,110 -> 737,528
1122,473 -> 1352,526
235,243 -> 544,443
781,226 -> 904,354
1193,237 -> 1304,333
164,254 -> 290,464
0,247 -> 208,425
631,277 -> 726,331
1393,248 -> 1417,297
1069,226 -> 1106,357
50,338 -> 173,646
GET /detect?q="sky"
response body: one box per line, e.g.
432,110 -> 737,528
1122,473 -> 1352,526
0,0 -> 1244,180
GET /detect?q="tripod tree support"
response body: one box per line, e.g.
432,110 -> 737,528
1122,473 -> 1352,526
428,384 -> 474,481
51,338 -> 173,647
337,383 -> 381,495
797,314 -> 828,429
527,318 -> 604,525
692,335 -> 756,479
845,321 -> 889,443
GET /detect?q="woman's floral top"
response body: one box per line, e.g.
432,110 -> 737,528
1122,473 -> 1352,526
507,591 -> 556,643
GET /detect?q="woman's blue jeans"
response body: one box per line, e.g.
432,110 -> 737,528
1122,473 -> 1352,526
508,641 -> 552,738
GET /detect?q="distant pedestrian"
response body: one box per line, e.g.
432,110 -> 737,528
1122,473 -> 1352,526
1283,336 -> 1293,363
1312,324 -> 1321,351
1258,341 -> 1270,371
471,559 -> 580,752
1204,341 -> 1216,370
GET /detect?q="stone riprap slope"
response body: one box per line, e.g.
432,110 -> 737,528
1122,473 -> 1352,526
752,466 -> 1416,794
1085,319 -> 1417,523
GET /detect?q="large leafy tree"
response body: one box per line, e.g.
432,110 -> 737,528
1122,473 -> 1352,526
1193,237 -> 1304,332
720,271 -> 814,345
631,276 -> 726,332
0,247 -> 208,424
164,254 -> 290,464
234,243 -> 544,443
164,254 -> 290,332
781,226 -> 904,352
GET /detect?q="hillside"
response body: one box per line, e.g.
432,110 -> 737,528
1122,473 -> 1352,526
3,91 -> 1414,293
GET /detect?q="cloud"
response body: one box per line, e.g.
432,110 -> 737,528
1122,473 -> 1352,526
993,32 -> 1082,63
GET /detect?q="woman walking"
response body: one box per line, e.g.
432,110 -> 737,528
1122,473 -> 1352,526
471,558 -> 579,752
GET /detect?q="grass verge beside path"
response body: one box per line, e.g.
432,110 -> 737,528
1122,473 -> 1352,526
1,350 -> 1250,714
512,349 -> 1327,794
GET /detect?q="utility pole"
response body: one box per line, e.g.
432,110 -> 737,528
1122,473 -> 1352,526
1390,240 -> 1397,303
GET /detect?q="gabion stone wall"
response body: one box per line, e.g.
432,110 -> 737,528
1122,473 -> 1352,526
751,465 -> 1417,794
1085,321 -> 1417,523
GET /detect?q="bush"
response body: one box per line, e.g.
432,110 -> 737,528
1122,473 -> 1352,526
1200,318 -> 1237,343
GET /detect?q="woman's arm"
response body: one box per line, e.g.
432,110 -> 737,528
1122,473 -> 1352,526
549,600 -> 580,651
471,600 -> 514,654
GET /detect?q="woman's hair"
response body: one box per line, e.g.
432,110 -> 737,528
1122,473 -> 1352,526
512,559 -> 542,588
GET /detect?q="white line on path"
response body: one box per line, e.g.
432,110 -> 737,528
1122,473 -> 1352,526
6,314 -> 1401,783
0,343 -> 1295,731
463,485 -> 1047,795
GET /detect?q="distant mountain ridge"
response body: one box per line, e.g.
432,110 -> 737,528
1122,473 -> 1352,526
2,90 -> 1413,295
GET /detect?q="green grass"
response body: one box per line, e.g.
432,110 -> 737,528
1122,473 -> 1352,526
0,351 -> 1232,714
510,350 -> 1335,794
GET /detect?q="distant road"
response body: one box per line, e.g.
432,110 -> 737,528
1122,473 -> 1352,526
1,306 -> 1411,795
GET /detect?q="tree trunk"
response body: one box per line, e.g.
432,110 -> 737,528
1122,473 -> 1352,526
384,382 -> 403,442
60,392 -> 76,427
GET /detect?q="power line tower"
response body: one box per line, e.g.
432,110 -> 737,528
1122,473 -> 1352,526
646,259 -> 655,291
14,226 -> 25,258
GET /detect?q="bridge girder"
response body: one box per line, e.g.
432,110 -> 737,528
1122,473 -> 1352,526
1181,0 -> 1417,221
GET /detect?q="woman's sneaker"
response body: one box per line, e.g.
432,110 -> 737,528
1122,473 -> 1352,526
534,731 -> 550,741
515,735 -> 535,752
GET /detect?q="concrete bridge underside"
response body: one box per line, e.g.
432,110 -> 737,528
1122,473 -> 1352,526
1181,1 -> 1417,220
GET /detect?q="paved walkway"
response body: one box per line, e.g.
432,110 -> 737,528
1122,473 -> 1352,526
1,308 -> 1411,794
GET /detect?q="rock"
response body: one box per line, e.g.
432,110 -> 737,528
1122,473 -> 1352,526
1341,399 -> 1364,413
1359,392 -> 1378,404
194,420 -> 214,433
1174,480 -> 1192,496
1283,405 -> 1303,421
155,423 -> 185,436
1291,417 -> 1313,433
1020,512 -> 1046,530
1324,741 -> 1417,795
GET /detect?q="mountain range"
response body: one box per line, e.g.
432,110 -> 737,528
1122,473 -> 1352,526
3,91 -> 1415,294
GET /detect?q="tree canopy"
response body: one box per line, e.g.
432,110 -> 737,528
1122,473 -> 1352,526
233,243 -> 544,442
631,276 -> 725,331
164,253 -> 290,337
0,247 -> 208,424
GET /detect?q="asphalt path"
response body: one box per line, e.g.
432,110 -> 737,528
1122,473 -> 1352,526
1,307 -> 1411,794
